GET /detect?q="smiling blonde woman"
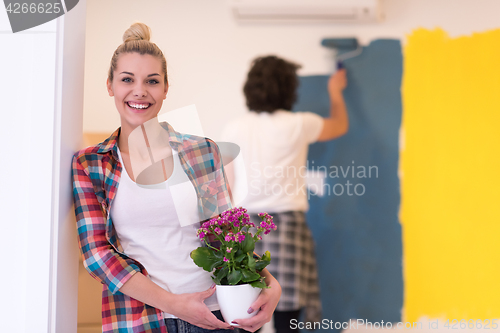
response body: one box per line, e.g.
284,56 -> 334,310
72,22 -> 281,333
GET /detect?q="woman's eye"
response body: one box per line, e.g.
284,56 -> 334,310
148,80 -> 159,85
121,77 -> 132,83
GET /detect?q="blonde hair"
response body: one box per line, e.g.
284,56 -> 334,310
108,22 -> 168,85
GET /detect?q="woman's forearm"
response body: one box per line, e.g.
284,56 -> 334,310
317,69 -> 349,141
119,272 -> 176,313
120,272 -> 231,330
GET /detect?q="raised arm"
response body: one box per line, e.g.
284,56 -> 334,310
316,69 -> 349,142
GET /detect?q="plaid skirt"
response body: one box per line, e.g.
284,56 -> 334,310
251,211 -> 322,323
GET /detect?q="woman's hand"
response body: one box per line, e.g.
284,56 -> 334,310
172,285 -> 233,330
231,270 -> 282,332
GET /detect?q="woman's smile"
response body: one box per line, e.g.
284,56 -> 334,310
126,101 -> 153,112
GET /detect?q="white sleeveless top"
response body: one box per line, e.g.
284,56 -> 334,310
110,147 -> 218,318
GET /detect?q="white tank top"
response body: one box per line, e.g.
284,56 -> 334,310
110,147 -> 218,318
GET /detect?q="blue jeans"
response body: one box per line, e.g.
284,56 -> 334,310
164,311 -> 238,333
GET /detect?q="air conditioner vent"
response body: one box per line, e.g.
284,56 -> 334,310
229,0 -> 382,23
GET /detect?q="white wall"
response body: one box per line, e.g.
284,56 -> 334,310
0,1 -> 86,332
0,17 -> 57,333
83,0 -> 500,140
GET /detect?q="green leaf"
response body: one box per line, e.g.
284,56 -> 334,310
250,279 -> 268,289
213,249 -> 225,260
235,253 -> 246,263
247,253 -> 256,270
214,266 -> 229,285
241,269 -> 261,283
227,269 -> 242,285
218,276 -> 229,285
213,271 -> 221,285
255,251 -> 271,271
190,247 -> 223,272
241,234 -> 255,254
255,259 -> 270,271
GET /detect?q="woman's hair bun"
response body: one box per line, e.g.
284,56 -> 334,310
122,22 -> 151,43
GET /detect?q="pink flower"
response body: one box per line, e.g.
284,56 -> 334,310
237,233 -> 246,243
226,247 -> 232,253
223,257 -> 229,262
214,227 -> 222,234
225,234 -> 234,242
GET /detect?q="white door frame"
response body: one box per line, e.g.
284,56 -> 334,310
49,1 -> 87,332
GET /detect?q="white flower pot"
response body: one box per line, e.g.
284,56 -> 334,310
216,284 -> 262,325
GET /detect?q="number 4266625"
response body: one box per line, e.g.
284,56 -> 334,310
444,319 -> 498,329
6,3 -> 62,14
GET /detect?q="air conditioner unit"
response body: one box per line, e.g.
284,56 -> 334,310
228,0 -> 382,23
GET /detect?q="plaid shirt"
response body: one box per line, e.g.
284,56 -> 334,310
72,122 -> 232,333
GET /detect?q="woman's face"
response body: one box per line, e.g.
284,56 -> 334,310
107,52 -> 168,131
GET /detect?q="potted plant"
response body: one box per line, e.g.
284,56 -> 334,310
190,207 -> 276,324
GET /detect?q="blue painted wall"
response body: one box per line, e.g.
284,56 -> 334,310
293,39 -> 403,330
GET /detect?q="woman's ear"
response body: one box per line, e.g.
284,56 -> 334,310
163,83 -> 169,100
106,79 -> 114,97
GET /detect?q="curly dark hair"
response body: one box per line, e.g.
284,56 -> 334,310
243,55 -> 301,113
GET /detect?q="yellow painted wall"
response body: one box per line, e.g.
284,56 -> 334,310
401,28 -> 500,322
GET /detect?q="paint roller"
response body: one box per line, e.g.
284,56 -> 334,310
321,38 -> 362,70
